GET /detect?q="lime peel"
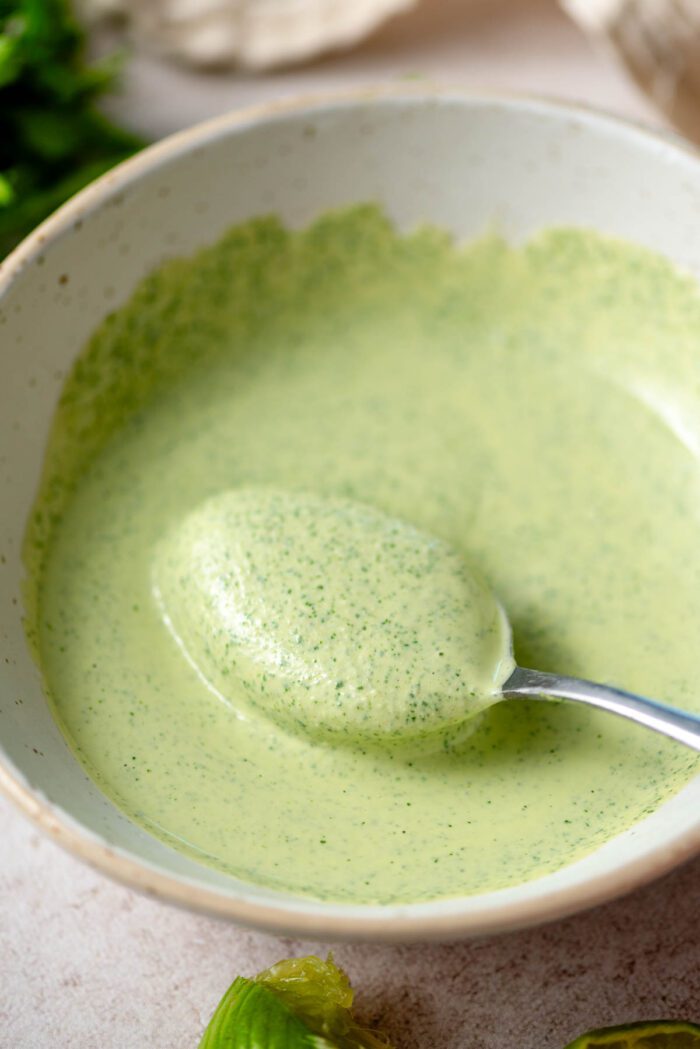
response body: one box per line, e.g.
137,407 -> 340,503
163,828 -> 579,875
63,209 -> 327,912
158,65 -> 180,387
565,1020 -> 700,1049
198,976 -> 328,1049
198,954 -> 393,1049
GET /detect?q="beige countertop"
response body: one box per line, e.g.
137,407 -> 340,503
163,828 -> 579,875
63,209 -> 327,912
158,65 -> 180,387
2,794 -> 700,1047
2,2 -> 698,1046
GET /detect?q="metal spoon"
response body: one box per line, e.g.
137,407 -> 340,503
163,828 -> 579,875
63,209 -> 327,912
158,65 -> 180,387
157,485 -> 700,752
501,664 -> 700,751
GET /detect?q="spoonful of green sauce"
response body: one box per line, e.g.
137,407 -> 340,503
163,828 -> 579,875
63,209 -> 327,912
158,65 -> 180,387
153,488 -> 700,751
153,488 -> 513,747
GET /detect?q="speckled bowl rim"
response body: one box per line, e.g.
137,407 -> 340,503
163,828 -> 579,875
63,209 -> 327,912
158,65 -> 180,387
1,86 -> 699,942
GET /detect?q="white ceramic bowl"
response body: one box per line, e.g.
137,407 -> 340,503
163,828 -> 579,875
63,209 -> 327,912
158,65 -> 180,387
1,89 -> 699,942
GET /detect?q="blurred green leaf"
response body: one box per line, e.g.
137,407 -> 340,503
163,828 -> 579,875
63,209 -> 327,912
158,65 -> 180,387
0,28 -> 23,87
0,172 -> 15,205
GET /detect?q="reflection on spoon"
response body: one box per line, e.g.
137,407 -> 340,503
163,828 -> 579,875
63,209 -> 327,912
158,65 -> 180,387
153,487 -> 700,752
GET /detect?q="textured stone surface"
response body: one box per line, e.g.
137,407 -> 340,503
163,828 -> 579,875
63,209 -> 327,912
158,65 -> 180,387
3,2 -> 699,1046
1,795 -> 699,1047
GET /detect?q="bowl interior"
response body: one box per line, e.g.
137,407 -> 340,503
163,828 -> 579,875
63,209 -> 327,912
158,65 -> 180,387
1,92 -> 699,940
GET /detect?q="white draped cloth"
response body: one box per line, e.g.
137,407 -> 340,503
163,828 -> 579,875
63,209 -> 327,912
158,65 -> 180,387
563,0 -> 700,140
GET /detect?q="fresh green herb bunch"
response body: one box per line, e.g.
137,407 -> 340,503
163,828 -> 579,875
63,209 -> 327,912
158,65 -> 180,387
0,0 -> 144,257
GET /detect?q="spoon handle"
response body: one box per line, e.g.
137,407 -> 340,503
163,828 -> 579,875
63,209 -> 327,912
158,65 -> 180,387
502,666 -> 700,752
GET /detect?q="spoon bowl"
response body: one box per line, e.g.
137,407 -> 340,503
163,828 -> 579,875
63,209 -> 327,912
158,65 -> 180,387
152,487 -> 514,747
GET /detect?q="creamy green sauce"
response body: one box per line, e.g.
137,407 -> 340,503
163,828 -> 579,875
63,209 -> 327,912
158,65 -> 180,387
153,487 -> 513,746
28,206 -> 700,904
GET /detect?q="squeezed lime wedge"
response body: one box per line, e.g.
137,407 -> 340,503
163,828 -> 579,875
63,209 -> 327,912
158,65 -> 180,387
565,1021 -> 700,1049
198,976 -> 327,1049
198,954 -> 392,1049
